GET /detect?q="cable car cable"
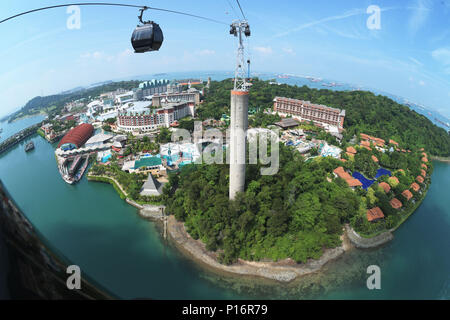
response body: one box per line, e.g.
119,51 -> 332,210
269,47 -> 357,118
235,0 -> 246,20
225,0 -> 240,19
0,2 -> 228,25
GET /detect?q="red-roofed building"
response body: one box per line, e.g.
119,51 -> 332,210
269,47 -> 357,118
334,166 -> 353,180
360,133 -> 385,147
390,198 -> 403,209
347,179 -> 363,187
363,146 -> 372,151
411,182 -> 420,192
379,182 -> 391,193
360,140 -> 371,147
389,139 -> 399,146
402,190 -> 413,201
420,169 -> 426,177
388,176 -> 399,185
333,167 -> 362,188
416,176 -> 424,183
367,207 -> 385,222
421,163 -> 427,170
371,155 -> 379,162
346,146 -> 356,154
422,157 -> 428,163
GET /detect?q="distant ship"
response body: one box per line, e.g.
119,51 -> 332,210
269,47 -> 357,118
25,141 -> 34,152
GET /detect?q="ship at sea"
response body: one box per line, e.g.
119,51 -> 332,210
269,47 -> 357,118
24,141 -> 34,152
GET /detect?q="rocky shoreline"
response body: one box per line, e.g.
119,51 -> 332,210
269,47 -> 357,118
165,215 -> 359,282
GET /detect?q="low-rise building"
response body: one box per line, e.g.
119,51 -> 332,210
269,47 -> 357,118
367,207 -> 385,222
390,198 -> 403,209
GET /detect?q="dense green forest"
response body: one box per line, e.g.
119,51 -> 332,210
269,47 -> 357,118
199,79 -> 450,156
164,146 -> 361,264
8,81 -> 140,122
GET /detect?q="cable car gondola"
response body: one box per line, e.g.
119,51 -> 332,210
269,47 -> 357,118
131,7 -> 164,53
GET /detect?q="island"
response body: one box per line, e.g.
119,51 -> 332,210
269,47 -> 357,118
13,77 -> 450,282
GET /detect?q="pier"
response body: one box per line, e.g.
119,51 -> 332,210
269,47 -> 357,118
0,122 -> 43,155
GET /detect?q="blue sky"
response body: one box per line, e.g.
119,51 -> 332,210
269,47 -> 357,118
1,0 -> 450,118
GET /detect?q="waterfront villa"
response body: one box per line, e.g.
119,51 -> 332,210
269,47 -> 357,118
390,198 -> 403,209
367,207 -> 385,222
411,182 -> 420,192
402,190 -> 413,201
416,176 -> 424,183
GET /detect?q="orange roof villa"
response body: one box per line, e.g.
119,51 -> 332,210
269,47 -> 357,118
371,155 -> 379,162
416,176 -> 424,183
379,182 -> 391,193
421,169 -> 426,177
389,139 -> 399,146
411,182 -> 420,192
346,146 -> 357,154
390,198 -> 403,209
360,133 -> 385,147
402,190 -> 413,201
367,207 -> 385,222
421,163 -> 427,170
333,167 -> 363,188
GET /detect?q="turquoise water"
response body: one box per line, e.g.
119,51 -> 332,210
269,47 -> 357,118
0,116 -> 449,299
0,115 -> 45,143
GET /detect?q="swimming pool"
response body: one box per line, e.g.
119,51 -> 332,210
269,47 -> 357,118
352,168 -> 392,190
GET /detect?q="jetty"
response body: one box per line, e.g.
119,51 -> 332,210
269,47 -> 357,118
0,122 -> 43,155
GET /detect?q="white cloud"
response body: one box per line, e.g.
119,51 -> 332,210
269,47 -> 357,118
254,46 -> 273,55
432,48 -> 450,65
409,57 -> 423,66
282,48 -> 295,55
408,0 -> 433,35
196,49 -> 216,56
419,80 -> 426,86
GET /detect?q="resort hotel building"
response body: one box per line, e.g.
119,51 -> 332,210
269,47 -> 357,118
117,101 -> 195,133
273,97 -> 346,131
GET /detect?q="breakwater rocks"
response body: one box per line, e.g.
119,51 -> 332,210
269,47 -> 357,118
345,225 -> 393,249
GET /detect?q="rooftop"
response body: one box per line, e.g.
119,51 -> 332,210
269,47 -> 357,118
379,182 -> 391,193
411,182 -> 420,192
367,207 -> 385,222
390,198 -> 403,209
402,189 -> 413,201
140,174 -> 163,196
275,117 -> 300,129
